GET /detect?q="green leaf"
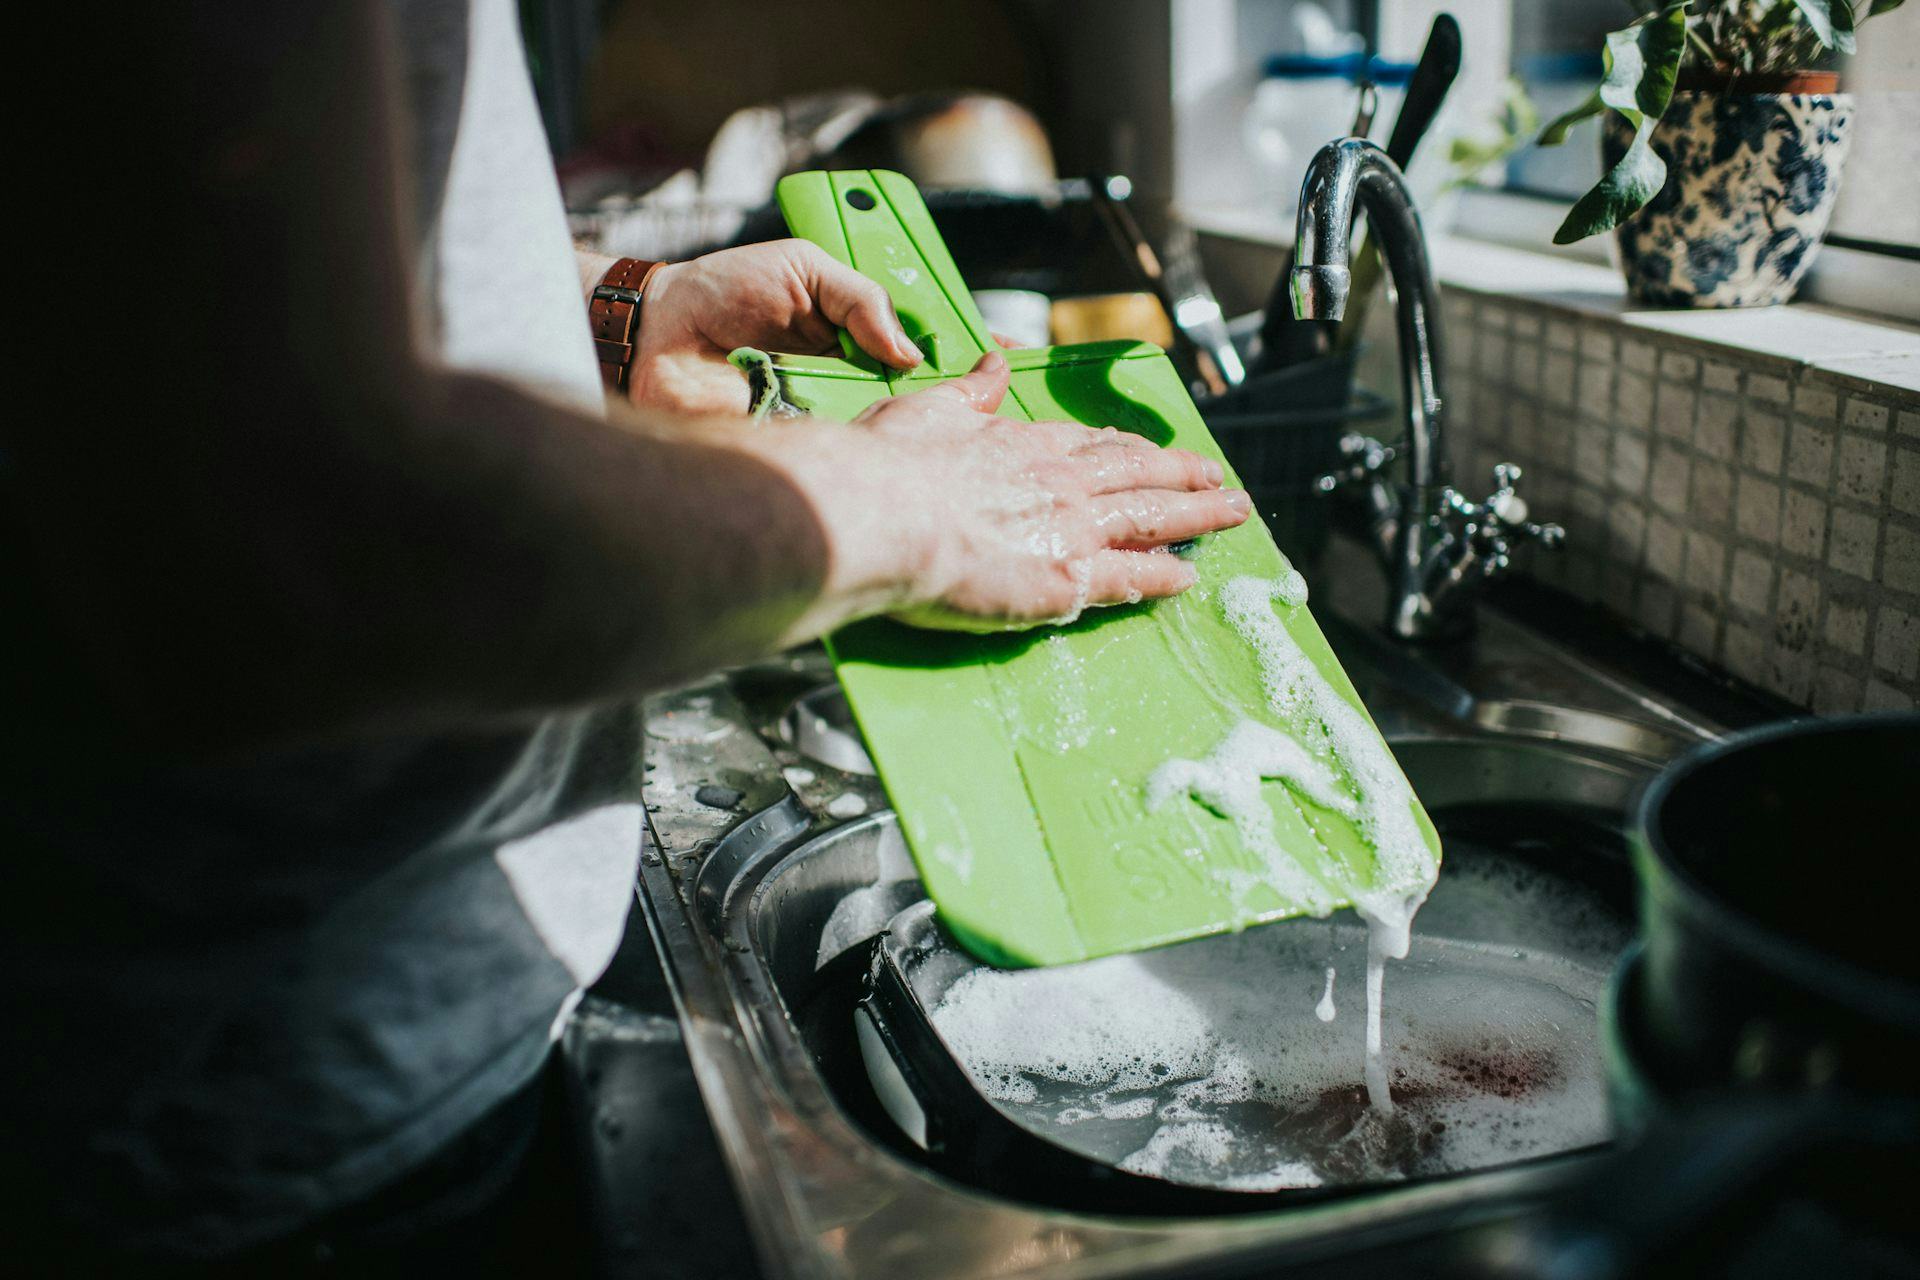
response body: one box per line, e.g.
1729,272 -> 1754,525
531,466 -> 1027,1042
1599,3 -> 1690,119
1792,0 -> 1838,43
1793,0 -> 1859,52
1868,0 -> 1905,16
1552,119 -> 1668,244
1539,89 -> 1605,147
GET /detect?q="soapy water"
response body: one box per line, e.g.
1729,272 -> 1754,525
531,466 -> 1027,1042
1147,572 -> 1441,1110
924,849 -> 1629,1190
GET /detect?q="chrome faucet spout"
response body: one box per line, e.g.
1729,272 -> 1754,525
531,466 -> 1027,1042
1291,138 -> 1562,641
1290,138 -> 1447,493
1289,264 -> 1352,322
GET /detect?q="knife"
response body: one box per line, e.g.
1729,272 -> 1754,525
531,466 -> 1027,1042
1334,12 -> 1462,354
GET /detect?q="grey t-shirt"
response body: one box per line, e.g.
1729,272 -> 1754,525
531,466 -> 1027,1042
6,0 -> 639,1255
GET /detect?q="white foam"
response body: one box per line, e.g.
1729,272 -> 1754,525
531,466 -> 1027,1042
1146,572 -> 1441,1110
1273,566 -> 1309,607
1039,635 -> 1095,751
1060,554 -> 1096,626
826,792 -> 869,820
1118,1121 -> 1229,1175
1058,1094 -> 1157,1125
1145,721 -> 1348,916
1315,966 -> 1337,1023
1364,924 -> 1392,1110
926,846 -> 1625,1190
1222,1162 -> 1325,1192
1216,573 -> 1437,945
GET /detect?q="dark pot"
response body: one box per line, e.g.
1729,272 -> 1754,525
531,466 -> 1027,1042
1603,89 -> 1853,308
1513,716 -> 1920,1277
1631,713 -> 1920,1099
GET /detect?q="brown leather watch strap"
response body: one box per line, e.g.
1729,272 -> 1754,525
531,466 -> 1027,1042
588,257 -> 666,392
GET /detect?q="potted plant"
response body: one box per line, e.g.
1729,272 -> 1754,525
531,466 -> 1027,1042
1538,1 -> 1904,307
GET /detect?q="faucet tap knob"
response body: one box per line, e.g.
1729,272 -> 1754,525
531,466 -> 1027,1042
1315,433 -> 1397,495
1445,462 -> 1565,575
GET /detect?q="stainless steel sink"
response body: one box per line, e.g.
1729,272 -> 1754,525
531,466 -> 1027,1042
638,699 -> 1734,1270
622,527 -> 1761,1278
642,752 -> 1637,1276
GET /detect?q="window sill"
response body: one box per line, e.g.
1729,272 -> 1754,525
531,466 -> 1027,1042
1181,202 -> 1920,397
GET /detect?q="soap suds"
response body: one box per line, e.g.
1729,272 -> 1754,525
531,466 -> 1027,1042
1145,571 -> 1441,1112
1216,573 -> 1437,947
1058,1094 -> 1157,1125
1039,634 -> 1095,751
1119,1120 -> 1323,1190
1146,721 -> 1349,916
925,851 -> 1626,1191
1315,966 -> 1337,1023
1364,928 -> 1392,1110
826,793 -> 868,820
1119,1120 -> 1234,1177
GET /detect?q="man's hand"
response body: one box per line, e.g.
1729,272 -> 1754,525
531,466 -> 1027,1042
625,241 -> 924,414
764,351 -> 1251,634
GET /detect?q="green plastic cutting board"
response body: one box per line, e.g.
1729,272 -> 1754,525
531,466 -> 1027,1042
769,170 -> 1438,968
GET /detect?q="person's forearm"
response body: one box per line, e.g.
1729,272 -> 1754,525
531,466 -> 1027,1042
373,370 -> 909,723
14,359 -> 910,754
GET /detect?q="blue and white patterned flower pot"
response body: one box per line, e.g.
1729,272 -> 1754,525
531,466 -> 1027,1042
1604,92 -> 1853,308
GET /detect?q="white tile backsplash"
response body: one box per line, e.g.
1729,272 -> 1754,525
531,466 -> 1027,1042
1401,285 -> 1920,712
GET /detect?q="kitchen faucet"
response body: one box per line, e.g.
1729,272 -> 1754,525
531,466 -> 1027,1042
1291,138 -> 1563,642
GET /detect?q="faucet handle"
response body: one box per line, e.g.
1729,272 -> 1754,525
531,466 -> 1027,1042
1315,433 -> 1396,495
1444,462 -> 1566,575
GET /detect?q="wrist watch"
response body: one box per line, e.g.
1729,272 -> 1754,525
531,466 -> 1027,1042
589,257 -> 666,392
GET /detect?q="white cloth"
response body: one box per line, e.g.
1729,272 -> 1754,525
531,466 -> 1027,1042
423,0 -> 604,415
412,0 -> 639,1027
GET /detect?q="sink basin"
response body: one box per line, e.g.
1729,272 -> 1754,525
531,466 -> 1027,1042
627,564 -> 1754,1279
642,724 -> 1652,1278
795,736 -> 1636,1193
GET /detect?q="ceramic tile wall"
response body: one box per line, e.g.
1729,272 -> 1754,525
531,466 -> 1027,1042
1432,292 -> 1920,714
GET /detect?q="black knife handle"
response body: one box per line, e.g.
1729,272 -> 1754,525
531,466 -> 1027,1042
1385,13 -> 1461,172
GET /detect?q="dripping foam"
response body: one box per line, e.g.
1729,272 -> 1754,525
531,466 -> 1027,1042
1147,570 -> 1439,1112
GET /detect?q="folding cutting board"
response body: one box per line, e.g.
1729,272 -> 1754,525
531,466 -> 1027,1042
770,170 -> 1438,968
